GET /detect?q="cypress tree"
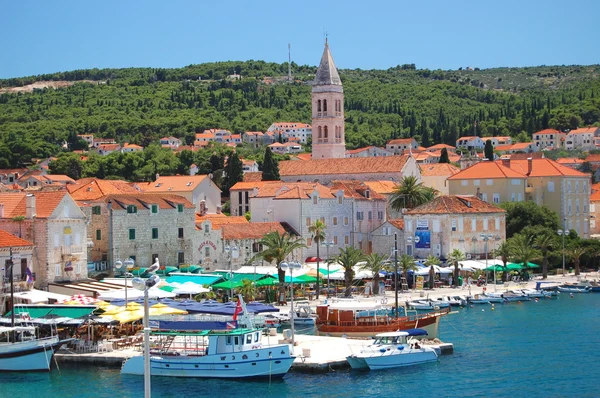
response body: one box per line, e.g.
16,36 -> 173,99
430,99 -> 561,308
439,148 -> 450,163
484,139 -> 494,161
262,147 -> 280,181
222,152 -> 244,194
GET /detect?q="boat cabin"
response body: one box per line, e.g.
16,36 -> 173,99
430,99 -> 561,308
150,328 -> 263,356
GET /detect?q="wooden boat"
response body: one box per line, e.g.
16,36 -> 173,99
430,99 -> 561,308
0,326 -> 66,372
315,301 -> 449,338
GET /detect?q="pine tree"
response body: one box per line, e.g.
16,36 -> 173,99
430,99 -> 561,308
222,152 -> 243,194
484,139 -> 494,161
439,148 -> 450,163
262,147 -> 280,181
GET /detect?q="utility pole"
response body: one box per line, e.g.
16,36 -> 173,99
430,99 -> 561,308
394,233 -> 399,318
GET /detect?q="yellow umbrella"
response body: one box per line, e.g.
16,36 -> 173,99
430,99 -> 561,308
99,305 -> 127,316
110,308 -> 144,323
305,269 -> 324,277
149,303 -> 187,316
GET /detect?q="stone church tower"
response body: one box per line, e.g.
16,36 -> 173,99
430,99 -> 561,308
311,40 -> 346,159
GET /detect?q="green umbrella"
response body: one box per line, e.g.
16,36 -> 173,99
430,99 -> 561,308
516,262 -> 539,269
212,279 -> 244,289
255,278 -> 279,287
484,263 -> 523,272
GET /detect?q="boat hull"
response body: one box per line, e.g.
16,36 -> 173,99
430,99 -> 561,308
121,345 -> 294,378
0,337 -> 61,372
363,349 -> 438,370
316,309 -> 447,338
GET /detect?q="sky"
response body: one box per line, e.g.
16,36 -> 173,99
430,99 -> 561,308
2,0 -> 599,79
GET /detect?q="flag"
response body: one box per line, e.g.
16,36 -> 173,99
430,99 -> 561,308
232,300 -> 243,321
25,266 -> 34,284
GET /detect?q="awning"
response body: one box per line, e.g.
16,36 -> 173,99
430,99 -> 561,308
166,274 -> 223,286
7,306 -> 96,318
305,257 -> 324,263
11,289 -> 72,304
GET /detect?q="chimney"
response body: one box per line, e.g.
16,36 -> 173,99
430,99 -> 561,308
501,158 -> 510,168
216,205 -> 222,214
527,157 -> 533,175
155,173 -> 160,181
0,203 -> 4,218
26,194 -> 36,219
198,200 -> 207,216
476,187 -> 481,199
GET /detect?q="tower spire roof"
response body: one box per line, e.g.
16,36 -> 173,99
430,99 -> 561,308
314,40 -> 341,86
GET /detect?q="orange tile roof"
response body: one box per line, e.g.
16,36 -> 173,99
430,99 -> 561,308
195,133 -> 215,140
387,219 -> 404,230
123,143 -> 143,149
142,175 -> 214,193
231,181 -> 276,191
0,191 -> 67,218
43,174 -> 76,183
511,142 -> 533,150
330,181 -> 386,200
243,172 -> 263,182
591,183 -> 600,202
426,144 -> 456,151
0,168 -> 28,176
406,195 -> 505,215
569,127 -> 598,134
494,144 -> 513,151
585,154 -> 600,163
533,129 -> 561,135
97,144 -> 120,151
506,158 -> 589,178
274,184 -> 335,200
363,180 -> 397,195
457,136 -> 479,141
198,215 -> 248,230
0,230 -> 34,248
448,161 -> 524,180
556,158 -> 584,165
68,178 -> 139,201
294,153 -> 312,161
387,138 -> 415,145
102,194 -> 194,210
419,163 -> 461,177
222,222 -> 296,240
279,155 -> 410,177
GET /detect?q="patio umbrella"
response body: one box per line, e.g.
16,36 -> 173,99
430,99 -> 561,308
305,269 -> 324,277
515,262 -> 539,269
150,303 -> 188,316
58,294 -> 100,305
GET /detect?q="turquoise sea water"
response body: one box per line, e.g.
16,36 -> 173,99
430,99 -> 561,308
2,294 -> 599,398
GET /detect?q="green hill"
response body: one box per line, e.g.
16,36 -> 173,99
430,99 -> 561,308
0,61 -> 599,170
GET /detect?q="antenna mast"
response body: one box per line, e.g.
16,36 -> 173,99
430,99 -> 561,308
288,43 -> 292,82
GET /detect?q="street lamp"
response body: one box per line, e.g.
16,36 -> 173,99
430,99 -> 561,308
321,240 -> 334,297
393,233 -> 399,317
557,217 -> 567,275
115,258 -> 135,303
480,233 -> 494,291
131,258 -> 161,398
224,245 -> 239,299
280,261 -> 301,348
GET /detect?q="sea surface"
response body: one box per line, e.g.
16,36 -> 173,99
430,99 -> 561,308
1,293 -> 599,398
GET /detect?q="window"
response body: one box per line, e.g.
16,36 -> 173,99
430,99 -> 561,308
356,212 -> 364,221
333,217 -> 338,226
345,235 -> 349,245
486,179 -> 493,186
204,224 -> 209,233
313,196 -> 318,205
368,211 -> 372,221
96,229 -> 101,240
344,217 -> 349,226
483,218 -> 488,230
151,204 -> 158,214
451,219 -> 457,232
338,195 -> 343,204
306,217 -> 311,227
205,247 -> 210,257
481,193 -> 488,202
406,220 -> 413,232
320,217 -> 325,223
178,228 -> 184,239
567,181 -> 571,192
432,219 -> 440,233
129,229 -> 136,240
177,204 -> 184,212
55,263 -> 61,277
178,252 -> 184,264
127,205 -> 137,214
511,179 -> 521,186
92,206 -> 101,215
493,193 -> 500,204
152,228 -> 158,239
333,236 -> 338,245
474,180 -> 480,186
511,193 -> 516,202
461,180 -> 468,186
547,181 -> 555,192
471,218 -> 476,231
238,191 -> 243,203
378,211 -> 383,220
495,217 -> 500,230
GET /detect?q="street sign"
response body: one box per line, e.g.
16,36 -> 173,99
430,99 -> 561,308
414,236 -> 421,244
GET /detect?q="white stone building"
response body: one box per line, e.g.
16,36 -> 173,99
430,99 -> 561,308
141,175 -> 222,214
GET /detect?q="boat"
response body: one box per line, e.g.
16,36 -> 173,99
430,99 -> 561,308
444,296 -> 467,306
408,300 -> 450,310
561,281 -> 600,292
281,302 -> 316,326
466,295 -> 490,304
315,300 -> 449,338
346,329 -> 438,370
520,289 -> 555,298
121,328 -> 295,379
479,294 -> 505,303
557,286 -> 591,293
0,325 -> 66,372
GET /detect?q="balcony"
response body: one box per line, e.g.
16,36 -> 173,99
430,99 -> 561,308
525,184 -> 534,193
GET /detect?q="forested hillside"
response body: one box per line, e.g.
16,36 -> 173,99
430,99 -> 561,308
0,61 -> 599,169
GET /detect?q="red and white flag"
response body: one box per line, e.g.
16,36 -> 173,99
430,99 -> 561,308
232,300 -> 243,321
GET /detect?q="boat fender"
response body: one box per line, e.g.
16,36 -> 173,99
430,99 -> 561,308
379,348 -> 386,353
232,355 -> 235,360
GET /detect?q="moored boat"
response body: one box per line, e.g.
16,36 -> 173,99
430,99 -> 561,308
0,326 -> 66,372
408,300 -> 450,310
315,301 -> 449,338
557,286 -> 590,293
120,328 -> 295,379
346,329 -> 438,370
467,295 -> 490,304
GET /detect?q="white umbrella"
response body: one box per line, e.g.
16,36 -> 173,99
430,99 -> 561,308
98,287 -> 176,301
168,282 -> 210,295
414,265 -> 453,276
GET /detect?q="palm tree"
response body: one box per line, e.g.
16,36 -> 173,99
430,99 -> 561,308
508,234 -> 541,278
424,255 -> 440,290
397,254 -> 418,289
389,176 -> 437,211
493,242 -> 511,282
534,231 -> 555,279
565,245 -> 588,276
335,246 -> 365,297
257,231 -> 307,284
236,279 -> 256,302
360,253 -> 389,295
446,249 -> 465,287
308,219 -> 326,299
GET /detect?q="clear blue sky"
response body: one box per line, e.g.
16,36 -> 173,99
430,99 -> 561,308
2,0 -> 598,79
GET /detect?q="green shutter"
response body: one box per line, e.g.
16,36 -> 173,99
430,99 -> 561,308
129,229 -> 136,240
177,204 -> 184,212
152,228 -> 158,239
151,204 -> 158,214
96,229 -> 101,240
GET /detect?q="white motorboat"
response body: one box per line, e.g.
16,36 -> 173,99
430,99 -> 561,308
283,302 -> 316,326
347,329 -> 438,370
557,286 -> 590,293
408,300 -> 450,310
0,326 -> 65,372
467,295 -> 490,305
443,296 -> 466,306
520,289 -> 554,298
121,328 -> 295,378
480,293 -> 507,303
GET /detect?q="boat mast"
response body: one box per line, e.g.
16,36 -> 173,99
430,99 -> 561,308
9,247 -> 14,329
394,233 -> 399,319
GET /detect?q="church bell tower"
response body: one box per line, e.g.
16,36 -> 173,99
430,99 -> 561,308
311,40 -> 346,159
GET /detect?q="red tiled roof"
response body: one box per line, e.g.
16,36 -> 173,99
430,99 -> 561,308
68,178 -> 139,201
506,158 -> 589,178
406,195 -> 505,215
419,163 -> 461,177
533,129 -> 560,136
222,222 -> 296,240
387,219 -> 404,230
101,194 -> 194,210
591,183 -> 600,202
363,180 -> 397,195
426,144 -> 456,152
330,180 -> 386,200
0,191 -> 68,218
279,155 -> 410,177
197,215 -> 248,230
448,161 -> 524,180
142,175 -> 214,193
242,172 -> 263,182
0,230 -> 34,248
584,154 -> 600,163
569,127 -> 598,134
387,138 -> 415,145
